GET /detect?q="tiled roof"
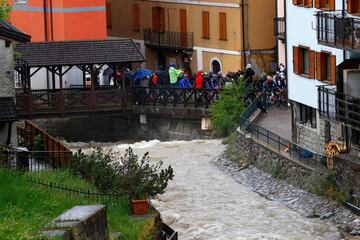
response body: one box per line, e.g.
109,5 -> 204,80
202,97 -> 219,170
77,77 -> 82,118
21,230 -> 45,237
0,97 -> 18,122
0,20 -> 30,43
15,39 -> 145,67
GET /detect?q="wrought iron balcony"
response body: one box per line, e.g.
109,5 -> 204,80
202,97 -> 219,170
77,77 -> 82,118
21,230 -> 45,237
274,17 -> 286,41
318,85 -> 360,130
143,29 -> 194,51
316,11 -> 360,53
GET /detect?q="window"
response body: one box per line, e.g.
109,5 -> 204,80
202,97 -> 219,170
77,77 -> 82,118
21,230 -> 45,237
315,0 -> 335,9
293,0 -> 313,7
348,0 -> 360,15
293,46 -> 315,78
202,11 -> 210,39
5,40 -> 11,48
316,52 -> 336,84
14,0 -> 27,4
219,12 -> 227,40
132,4 -> 140,31
299,103 -> 317,128
106,2 -> 112,29
152,7 -> 165,32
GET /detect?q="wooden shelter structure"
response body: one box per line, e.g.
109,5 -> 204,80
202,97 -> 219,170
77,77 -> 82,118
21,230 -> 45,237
14,39 -> 145,118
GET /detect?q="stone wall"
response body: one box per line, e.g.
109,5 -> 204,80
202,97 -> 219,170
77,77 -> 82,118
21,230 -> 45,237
234,129 -> 323,189
41,205 -> 109,240
0,39 -> 15,98
235,128 -> 360,198
297,118 -> 337,154
33,113 -> 212,142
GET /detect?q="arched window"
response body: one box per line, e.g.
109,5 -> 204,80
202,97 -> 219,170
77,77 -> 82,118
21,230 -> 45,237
210,58 -> 222,74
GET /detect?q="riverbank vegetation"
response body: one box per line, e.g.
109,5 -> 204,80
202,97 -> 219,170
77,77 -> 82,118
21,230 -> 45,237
0,168 -> 152,240
210,79 -> 246,136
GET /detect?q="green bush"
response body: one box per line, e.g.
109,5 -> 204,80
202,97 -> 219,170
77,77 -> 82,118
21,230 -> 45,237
71,147 -> 174,199
0,0 -> 12,21
32,135 -> 44,152
209,80 -> 246,136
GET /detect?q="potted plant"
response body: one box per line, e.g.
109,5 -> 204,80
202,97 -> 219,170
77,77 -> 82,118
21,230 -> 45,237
118,148 -> 174,215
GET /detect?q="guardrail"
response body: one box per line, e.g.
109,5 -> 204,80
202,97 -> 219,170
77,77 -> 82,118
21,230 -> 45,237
240,93 -> 266,126
133,87 -> 220,108
239,116 -> 328,172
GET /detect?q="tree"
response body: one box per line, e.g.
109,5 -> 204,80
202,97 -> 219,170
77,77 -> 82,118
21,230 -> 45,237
209,79 -> 246,136
0,0 -> 12,21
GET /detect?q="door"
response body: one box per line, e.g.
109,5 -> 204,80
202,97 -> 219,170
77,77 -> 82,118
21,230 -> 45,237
180,9 -> 187,47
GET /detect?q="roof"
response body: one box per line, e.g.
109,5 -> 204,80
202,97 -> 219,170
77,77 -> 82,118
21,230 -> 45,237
0,20 -> 30,43
0,97 -> 18,122
15,39 -> 145,67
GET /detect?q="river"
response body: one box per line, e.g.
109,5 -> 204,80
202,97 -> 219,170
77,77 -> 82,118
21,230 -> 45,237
69,139 -> 340,240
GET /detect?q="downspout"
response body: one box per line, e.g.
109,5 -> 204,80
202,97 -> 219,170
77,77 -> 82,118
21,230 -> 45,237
44,0 -> 50,89
245,0 -> 250,64
6,122 -> 13,145
50,0 -> 54,41
275,0 -> 279,66
241,0 -> 247,69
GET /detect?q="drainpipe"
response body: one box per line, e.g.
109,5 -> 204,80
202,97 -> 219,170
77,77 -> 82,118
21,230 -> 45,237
43,0 -> 48,41
241,0 -> 247,69
275,0 -> 279,66
50,0 -> 54,41
245,0 -> 250,64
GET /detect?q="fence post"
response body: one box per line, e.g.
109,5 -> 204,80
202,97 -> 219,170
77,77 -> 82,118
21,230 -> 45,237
278,136 -> 281,152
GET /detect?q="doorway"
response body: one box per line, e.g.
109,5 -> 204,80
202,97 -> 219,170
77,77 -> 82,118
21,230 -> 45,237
211,59 -> 221,74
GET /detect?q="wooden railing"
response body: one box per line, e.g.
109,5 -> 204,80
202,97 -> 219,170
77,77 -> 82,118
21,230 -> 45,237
16,88 -> 132,117
317,11 -> 360,53
144,29 -> 194,50
17,120 -> 72,168
133,87 -> 220,108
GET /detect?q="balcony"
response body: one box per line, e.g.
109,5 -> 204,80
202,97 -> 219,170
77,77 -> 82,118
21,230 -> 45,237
318,85 -> 360,130
316,11 -> 360,53
274,17 -> 286,41
143,29 -> 194,51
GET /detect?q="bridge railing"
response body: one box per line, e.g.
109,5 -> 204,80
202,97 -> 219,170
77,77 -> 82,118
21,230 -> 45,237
16,88 -> 133,117
133,87 -> 220,108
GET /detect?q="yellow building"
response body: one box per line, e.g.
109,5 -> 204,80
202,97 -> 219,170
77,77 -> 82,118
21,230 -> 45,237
106,0 -> 276,74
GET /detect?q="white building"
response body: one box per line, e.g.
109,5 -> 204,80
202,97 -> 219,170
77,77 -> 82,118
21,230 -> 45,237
286,0 -> 360,154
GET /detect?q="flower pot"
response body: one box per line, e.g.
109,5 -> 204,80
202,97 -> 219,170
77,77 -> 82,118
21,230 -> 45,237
130,199 -> 150,215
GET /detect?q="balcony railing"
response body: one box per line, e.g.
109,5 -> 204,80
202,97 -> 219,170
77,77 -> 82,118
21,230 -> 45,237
318,85 -> 360,130
317,11 -> 360,53
274,17 -> 286,41
143,29 -> 194,51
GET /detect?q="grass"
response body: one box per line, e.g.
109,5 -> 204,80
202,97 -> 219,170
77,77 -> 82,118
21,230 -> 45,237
0,169 -> 152,240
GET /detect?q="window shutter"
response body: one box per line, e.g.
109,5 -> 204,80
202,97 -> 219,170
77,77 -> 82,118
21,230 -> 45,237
309,50 -> 315,79
293,0 -> 299,5
132,4 -> 140,31
160,7 -> 166,32
330,55 -> 336,84
307,0 -> 313,7
293,46 -> 299,74
315,0 -> 321,8
152,7 -> 158,31
348,0 -> 353,13
316,52 -> 322,80
202,11 -> 210,39
329,0 -> 335,10
219,12 -> 227,40
106,2 -> 112,28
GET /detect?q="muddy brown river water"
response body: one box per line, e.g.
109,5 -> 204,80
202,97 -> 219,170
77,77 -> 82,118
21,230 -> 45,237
69,139 -> 340,240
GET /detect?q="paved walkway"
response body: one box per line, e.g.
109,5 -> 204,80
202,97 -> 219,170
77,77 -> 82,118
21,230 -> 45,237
255,106 -> 292,141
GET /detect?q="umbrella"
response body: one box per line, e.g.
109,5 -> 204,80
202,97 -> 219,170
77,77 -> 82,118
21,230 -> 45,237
132,69 -> 153,81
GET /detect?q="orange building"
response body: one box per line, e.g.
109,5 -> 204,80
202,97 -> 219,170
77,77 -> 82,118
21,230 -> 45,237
9,0 -> 106,42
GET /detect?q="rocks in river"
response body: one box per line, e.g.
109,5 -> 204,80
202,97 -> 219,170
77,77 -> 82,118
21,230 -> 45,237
214,156 -> 360,237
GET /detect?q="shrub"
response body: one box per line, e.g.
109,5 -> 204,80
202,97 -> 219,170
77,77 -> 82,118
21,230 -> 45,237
270,160 -> 283,178
71,147 -> 174,199
209,80 -> 246,136
32,134 -> 44,152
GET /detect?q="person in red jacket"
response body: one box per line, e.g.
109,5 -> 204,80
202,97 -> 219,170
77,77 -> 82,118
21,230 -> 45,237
151,72 -> 158,86
195,71 -> 203,89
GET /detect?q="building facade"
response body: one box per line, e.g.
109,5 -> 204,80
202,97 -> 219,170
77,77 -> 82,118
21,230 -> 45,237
287,0 -> 360,156
9,0 -> 107,42
107,0 -> 276,74
0,20 -> 30,146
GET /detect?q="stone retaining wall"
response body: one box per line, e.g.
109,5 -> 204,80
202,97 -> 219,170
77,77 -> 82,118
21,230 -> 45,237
234,129 -> 323,190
